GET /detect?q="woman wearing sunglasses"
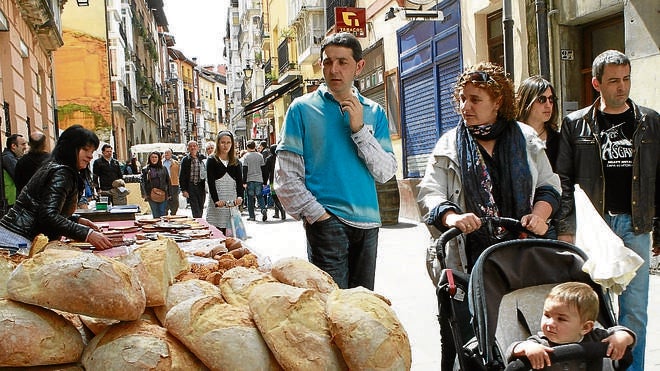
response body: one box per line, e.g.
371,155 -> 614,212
417,62 -> 561,370
517,76 -> 560,170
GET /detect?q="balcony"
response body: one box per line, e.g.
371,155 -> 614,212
277,39 -> 301,84
16,0 -> 63,51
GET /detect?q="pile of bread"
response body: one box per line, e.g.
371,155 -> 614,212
0,237 -> 412,370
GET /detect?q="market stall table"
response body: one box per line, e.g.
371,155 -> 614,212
75,205 -> 140,222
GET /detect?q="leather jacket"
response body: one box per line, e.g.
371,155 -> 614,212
555,98 -> 660,239
0,162 -> 89,242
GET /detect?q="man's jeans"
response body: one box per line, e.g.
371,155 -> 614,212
304,214 -> 379,290
604,213 -> 650,371
246,181 -> 265,219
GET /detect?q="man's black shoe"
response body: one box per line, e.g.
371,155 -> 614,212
261,209 -> 267,221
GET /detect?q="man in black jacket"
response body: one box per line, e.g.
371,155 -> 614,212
555,50 -> 659,371
92,144 -> 123,203
179,140 -> 206,218
15,132 -> 50,194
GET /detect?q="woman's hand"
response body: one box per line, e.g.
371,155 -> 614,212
215,200 -> 226,207
86,230 -> 113,250
443,212 -> 481,234
521,214 -> 549,236
78,217 -> 101,232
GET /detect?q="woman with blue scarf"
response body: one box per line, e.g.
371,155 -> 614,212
417,62 -> 561,370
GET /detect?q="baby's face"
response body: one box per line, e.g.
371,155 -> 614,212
540,299 -> 589,344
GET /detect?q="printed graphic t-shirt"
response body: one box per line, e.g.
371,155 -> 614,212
597,108 -> 634,214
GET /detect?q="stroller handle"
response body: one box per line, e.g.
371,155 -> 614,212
504,342 -> 632,371
434,217 -> 536,266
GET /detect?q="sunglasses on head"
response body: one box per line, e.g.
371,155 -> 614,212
536,95 -> 557,104
462,71 -> 498,86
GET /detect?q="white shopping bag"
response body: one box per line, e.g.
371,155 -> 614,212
574,185 -> 644,294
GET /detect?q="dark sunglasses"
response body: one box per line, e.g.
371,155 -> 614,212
536,95 -> 557,104
462,71 -> 498,86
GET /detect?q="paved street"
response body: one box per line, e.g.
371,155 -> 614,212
183,204 -> 659,369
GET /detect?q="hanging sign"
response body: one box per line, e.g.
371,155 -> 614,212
335,7 -> 367,38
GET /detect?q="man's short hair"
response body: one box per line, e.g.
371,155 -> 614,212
592,50 -> 630,83
259,141 -> 267,148
101,144 -> 112,152
321,32 -> 363,62
246,140 -> 256,150
6,134 -> 23,148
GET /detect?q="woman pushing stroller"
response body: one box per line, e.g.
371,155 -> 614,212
417,62 -> 561,369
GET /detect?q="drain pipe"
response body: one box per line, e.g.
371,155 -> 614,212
503,0 -> 514,78
536,0 -> 550,79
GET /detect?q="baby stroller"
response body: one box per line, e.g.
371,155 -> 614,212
428,217 -> 630,370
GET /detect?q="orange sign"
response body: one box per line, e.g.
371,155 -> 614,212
335,7 -> 366,38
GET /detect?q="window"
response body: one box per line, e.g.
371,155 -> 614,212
487,10 -> 504,67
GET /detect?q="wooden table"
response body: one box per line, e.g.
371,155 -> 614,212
104,218 -> 225,239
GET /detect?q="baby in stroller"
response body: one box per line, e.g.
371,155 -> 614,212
506,282 -> 634,370
433,219 -> 632,371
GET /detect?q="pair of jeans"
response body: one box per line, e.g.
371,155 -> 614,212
304,214 -> 379,290
167,185 -> 180,215
187,182 -> 206,218
246,181 -> 265,219
148,199 -> 167,218
604,213 -> 650,371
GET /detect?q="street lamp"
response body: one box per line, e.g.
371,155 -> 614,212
243,64 -> 253,79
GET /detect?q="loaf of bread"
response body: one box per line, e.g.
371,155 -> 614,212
153,278 -> 225,324
6,249 -> 146,321
326,287 -> 412,370
270,257 -> 338,300
0,298 -> 84,367
165,295 -> 281,370
219,266 -> 277,306
81,319 -> 206,370
0,253 -> 16,298
118,238 -> 190,307
249,282 -> 347,370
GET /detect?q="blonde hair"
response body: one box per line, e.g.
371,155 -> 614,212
546,282 -> 599,323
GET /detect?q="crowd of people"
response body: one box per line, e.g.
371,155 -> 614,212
0,31 -> 656,370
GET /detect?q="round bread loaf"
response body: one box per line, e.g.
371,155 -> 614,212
165,295 -> 280,370
0,298 -> 84,367
6,249 -> 145,321
326,287 -> 412,370
81,320 -> 206,370
248,282 -> 347,370
153,278 -> 224,323
270,257 -> 338,300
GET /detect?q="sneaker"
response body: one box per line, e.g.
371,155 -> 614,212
261,209 -> 267,222
247,217 -> 256,221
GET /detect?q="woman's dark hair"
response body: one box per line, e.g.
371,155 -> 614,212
147,151 -> 162,168
516,75 -> 559,131
51,125 -> 100,169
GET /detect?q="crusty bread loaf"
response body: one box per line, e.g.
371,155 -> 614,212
0,298 -> 84,367
270,257 -> 338,301
249,282 -> 347,370
165,295 -> 281,371
218,266 -> 277,306
118,238 -> 190,307
326,287 -> 412,370
0,253 -> 16,298
153,279 -> 225,324
81,319 -> 206,371
79,315 -> 121,336
6,249 -> 145,321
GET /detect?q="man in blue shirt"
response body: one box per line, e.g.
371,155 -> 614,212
275,32 -> 397,290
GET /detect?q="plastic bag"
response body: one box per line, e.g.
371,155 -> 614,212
574,185 -> 644,295
226,206 -> 247,240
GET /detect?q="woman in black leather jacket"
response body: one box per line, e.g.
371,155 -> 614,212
0,125 -> 112,252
